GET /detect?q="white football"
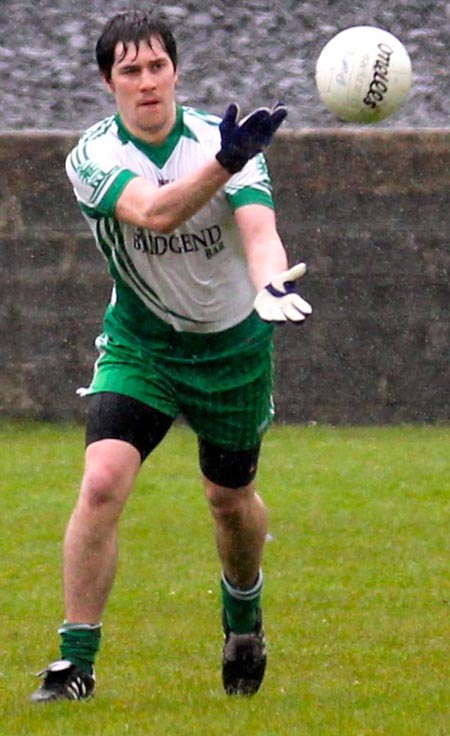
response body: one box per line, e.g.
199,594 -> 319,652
315,26 -> 412,123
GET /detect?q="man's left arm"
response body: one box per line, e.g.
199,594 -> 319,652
235,204 -> 313,323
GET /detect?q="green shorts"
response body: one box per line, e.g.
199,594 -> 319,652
82,311 -> 275,450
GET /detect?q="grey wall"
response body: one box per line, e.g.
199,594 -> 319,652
1,130 -> 449,424
269,130 -> 450,424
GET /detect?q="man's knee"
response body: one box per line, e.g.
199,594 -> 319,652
204,478 -> 256,519
79,439 -> 141,511
80,465 -> 125,509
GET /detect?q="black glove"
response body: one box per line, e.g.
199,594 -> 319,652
216,102 -> 287,174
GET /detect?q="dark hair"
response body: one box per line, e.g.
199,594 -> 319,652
96,9 -> 177,81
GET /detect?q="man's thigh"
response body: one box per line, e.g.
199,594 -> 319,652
86,392 -> 174,462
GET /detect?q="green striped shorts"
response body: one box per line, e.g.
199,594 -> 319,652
83,311 -> 275,450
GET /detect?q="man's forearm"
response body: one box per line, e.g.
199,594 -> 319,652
116,158 -> 231,233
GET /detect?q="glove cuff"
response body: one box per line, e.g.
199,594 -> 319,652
215,149 -> 247,174
266,281 -> 297,297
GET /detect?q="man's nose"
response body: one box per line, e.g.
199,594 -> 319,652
140,69 -> 156,89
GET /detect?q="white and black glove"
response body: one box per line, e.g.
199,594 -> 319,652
254,263 -> 312,322
216,102 -> 287,174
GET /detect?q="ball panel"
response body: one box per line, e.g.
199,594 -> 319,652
315,26 -> 412,123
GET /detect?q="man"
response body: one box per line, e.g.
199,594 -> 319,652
31,8 -> 312,702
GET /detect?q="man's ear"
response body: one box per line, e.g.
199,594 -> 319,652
101,73 -> 115,94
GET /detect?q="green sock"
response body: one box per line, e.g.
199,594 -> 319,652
59,623 -> 102,674
221,571 -> 263,634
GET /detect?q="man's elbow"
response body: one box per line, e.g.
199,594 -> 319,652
144,212 -> 183,234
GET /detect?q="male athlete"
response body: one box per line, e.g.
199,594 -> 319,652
31,8 -> 312,702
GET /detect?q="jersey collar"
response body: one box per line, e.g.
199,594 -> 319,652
115,105 -> 198,168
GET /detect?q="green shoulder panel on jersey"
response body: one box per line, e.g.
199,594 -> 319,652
183,106 -> 221,127
70,115 -> 117,172
78,170 -> 138,218
226,153 -> 273,210
228,186 -> 274,210
77,115 -> 117,148
69,115 -> 139,217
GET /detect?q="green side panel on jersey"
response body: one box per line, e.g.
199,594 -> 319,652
95,217 -> 209,325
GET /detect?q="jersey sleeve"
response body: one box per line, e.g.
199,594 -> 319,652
65,139 -> 138,218
224,152 -> 274,211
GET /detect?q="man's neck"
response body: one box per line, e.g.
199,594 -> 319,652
118,104 -> 178,146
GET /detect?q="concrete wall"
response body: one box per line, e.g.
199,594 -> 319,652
269,129 -> 450,424
1,130 -> 450,424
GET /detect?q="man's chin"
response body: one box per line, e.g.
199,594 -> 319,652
135,117 -> 168,141
136,109 -> 174,135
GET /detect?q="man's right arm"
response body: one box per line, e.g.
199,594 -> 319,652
115,102 -> 288,233
115,159 -> 231,234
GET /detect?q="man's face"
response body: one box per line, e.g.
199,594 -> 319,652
106,36 -> 178,143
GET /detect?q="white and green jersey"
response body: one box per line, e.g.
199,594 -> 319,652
66,104 -> 274,337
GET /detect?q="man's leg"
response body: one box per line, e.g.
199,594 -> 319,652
204,477 -> 267,591
200,440 -> 268,695
63,439 -> 141,625
204,475 -> 268,696
31,392 -> 173,702
30,439 -> 141,703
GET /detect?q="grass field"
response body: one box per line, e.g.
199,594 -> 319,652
0,420 -> 449,735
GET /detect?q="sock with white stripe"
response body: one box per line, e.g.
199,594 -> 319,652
221,570 -> 263,634
58,622 -> 102,675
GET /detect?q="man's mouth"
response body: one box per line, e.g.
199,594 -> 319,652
139,99 -> 159,108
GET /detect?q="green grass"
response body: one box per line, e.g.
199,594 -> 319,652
0,421 -> 449,735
